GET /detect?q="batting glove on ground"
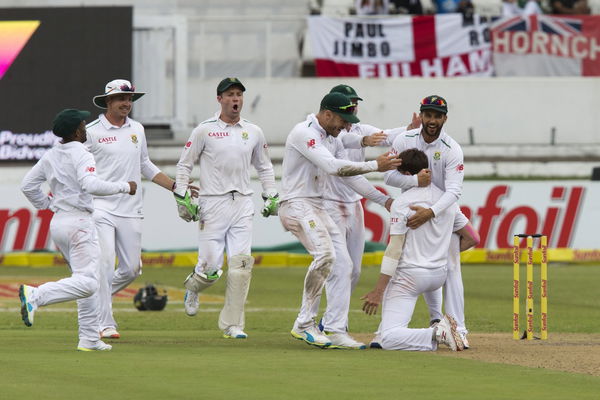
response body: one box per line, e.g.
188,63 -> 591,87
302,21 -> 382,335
174,191 -> 199,222
261,194 -> 279,217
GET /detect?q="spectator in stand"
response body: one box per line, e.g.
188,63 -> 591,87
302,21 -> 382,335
502,0 -> 523,16
523,0 -> 543,15
551,0 -> 590,14
433,0 -> 460,13
391,0 -> 424,14
356,0 -> 390,15
456,0 -> 474,19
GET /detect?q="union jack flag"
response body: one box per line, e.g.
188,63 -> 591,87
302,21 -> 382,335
492,15 -> 582,36
491,14 -> 600,76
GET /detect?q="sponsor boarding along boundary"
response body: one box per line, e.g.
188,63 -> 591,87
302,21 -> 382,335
2,247 -> 600,268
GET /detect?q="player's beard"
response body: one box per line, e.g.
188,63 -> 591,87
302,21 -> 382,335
422,123 -> 443,140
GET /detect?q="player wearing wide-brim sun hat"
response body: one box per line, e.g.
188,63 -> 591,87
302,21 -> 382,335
92,79 -> 146,109
419,95 -> 448,114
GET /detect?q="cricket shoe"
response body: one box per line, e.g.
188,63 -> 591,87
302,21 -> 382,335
77,341 -> 112,352
435,315 -> 465,351
326,332 -> 366,350
459,332 -> 470,349
184,290 -> 199,316
223,326 -> 248,339
291,322 -> 331,348
369,334 -> 382,349
19,284 -> 36,327
101,327 -> 120,339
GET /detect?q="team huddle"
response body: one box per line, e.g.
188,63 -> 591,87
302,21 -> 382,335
18,77 -> 479,352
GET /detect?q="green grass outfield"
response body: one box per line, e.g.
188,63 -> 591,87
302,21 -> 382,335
1,264 -> 599,399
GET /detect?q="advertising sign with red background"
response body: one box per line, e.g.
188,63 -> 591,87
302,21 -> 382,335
0,181 -> 598,253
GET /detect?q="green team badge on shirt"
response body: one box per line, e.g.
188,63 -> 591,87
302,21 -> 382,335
241,131 -> 249,140
131,134 -> 138,144
434,151 -> 441,160
308,220 -> 316,229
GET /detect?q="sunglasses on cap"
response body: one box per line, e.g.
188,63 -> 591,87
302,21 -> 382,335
336,103 -> 356,114
106,83 -> 136,94
421,96 -> 446,106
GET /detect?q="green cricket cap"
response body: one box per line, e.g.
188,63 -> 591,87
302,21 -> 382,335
217,77 -> 246,95
329,84 -> 363,101
52,109 -> 91,139
320,92 -> 359,124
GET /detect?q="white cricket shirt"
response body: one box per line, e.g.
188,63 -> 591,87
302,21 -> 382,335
21,141 -> 131,213
280,114 -> 378,202
85,114 -> 160,217
390,185 -> 459,269
385,128 -> 464,217
175,116 -> 276,197
326,123 -> 406,203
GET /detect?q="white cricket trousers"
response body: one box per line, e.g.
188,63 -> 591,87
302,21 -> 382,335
94,209 -> 143,330
443,233 -> 467,334
381,266 -> 448,351
311,199 -> 364,333
279,199 -> 343,330
194,193 -> 254,331
194,193 -> 253,275
33,211 -> 101,344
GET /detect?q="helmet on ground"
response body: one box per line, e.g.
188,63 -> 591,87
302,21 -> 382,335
134,284 -> 168,311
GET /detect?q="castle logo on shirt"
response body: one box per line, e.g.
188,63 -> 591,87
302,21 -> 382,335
209,132 -> 229,138
131,134 -> 138,144
434,151 -> 441,161
98,136 -> 117,144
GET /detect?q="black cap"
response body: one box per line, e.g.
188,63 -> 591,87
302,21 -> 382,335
52,109 -> 91,138
419,95 -> 448,114
329,84 -> 363,101
217,77 -> 246,95
320,93 -> 360,124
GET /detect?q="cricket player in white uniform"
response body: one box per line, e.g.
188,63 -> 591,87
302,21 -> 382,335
314,84 -> 430,331
86,79 -> 180,339
311,85 -> 421,348
311,132 -> 394,349
384,95 -> 480,347
20,109 -> 136,351
362,149 -> 466,351
175,78 -> 277,339
279,92 -> 402,348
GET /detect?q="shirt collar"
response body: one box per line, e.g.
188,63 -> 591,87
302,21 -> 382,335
58,141 -> 83,149
99,113 -> 131,130
216,115 -> 245,129
308,113 -> 326,137
419,128 -> 447,146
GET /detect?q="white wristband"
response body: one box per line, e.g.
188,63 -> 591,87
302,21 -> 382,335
380,256 -> 399,276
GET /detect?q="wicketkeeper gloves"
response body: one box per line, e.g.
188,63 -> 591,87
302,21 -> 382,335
174,191 -> 199,222
261,193 -> 279,217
